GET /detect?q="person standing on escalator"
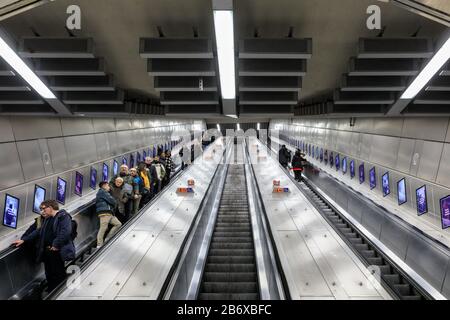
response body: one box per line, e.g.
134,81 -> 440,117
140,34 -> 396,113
12,200 -> 75,291
291,149 -> 304,181
278,144 -> 291,169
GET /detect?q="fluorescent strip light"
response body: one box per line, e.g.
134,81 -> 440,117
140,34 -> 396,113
236,123 -> 240,130
217,123 -> 221,131
257,122 -> 260,130
213,10 -> 235,99
0,36 -> 55,99
225,114 -> 237,118
401,37 -> 450,99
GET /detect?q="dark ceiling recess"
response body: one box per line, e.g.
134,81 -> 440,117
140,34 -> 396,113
296,37 -> 450,118
139,37 -> 221,117
139,36 -> 312,118
0,37 -> 163,116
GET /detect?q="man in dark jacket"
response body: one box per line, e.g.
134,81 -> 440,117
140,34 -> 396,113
12,200 -> 75,291
96,181 -> 122,248
163,151 -> 174,186
278,145 -> 291,169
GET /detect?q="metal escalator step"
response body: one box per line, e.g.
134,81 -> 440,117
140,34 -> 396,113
214,227 -> 251,232
340,227 -> 352,234
401,295 -> 422,300
335,223 -> 348,229
207,256 -> 255,264
394,284 -> 412,296
379,265 -> 392,275
343,232 -> 358,239
354,243 -> 369,251
367,257 -> 383,265
216,222 -> 251,228
198,293 -> 258,300
382,274 -> 400,285
212,237 -> 253,243
361,250 -> 376,258
210,242 -> 253,249
201,282 -> 258,293
205,260 -> 254,269
213,231 -> 252,237
349,238 -> 363,244
209,249 -> 254,256
203,272 -> 257,282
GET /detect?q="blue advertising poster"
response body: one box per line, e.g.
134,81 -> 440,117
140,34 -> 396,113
102,163 -> 109,182
382,172 -> 390,196
416,185 -> 428,215
130,154 -> 135,168
33,185 -> 46,214
143,150 -> 147,159
330,152 -> 334,167
122,157 -> 127,165
335,154 -> 340,171
90,167 -> 97,190
56,177 -> 67,205
308,144 -> 311,156
440,195 -> 450,229
359,164 -> 365,184
75,171 -> 83,196
320,148 -> 323,162
311,145 -> 315,158
342,157 -> 347,174
324,150 -> 328,165
397,178 -> 407,205
137,152 -> 141,163
113,160 -> 119,176
153,146 -> 156,157
3,194 -> 19,229
316,147 -> 319,160
369,167 -> 376,189
350,160 -> 355,178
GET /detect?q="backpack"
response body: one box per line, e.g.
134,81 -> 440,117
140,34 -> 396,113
53,211 -> 78,241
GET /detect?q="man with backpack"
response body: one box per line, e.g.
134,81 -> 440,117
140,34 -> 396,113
96,181 -> 122,247
150,156 -> 166,194
12,200 -> 76,291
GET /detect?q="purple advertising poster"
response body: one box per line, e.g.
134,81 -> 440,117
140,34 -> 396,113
382,172 -> 390,197
416,185 -> 428,215
440,195 -> 450,229
342,157 -> 347,174
369,167 -> 376,189
320,148 -> 323,162
75,171 -> 83,196
335,154 -> 340,171
102,163 -> 109,182
350,160 -> 355,178
359,164 -> 365,184
330,152 -> 334,167
56,177 -> 67,205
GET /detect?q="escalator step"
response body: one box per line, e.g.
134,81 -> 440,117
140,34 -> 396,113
343,232 -> 358,239
349,238 -> 363,244
394,284 -> 411,296
205,263 -> 256,273
340,228 -> 352,234
382,274 -> 400,285
214,227 -> 251,232
361,250 -> 376,258
216,222 -> 251,228
213,231 -> 252,237
201,282 -> 258,293
198,293 -> 258,300
203,272 -> 257,282
208,256 -> 255,264
335,223 -> 348,229
354,243 -> 369,251
210,242 -> 253,249
367,257 -> 384,265
402,295 -> 422,300
379,265 -> 392,275
212,237 -> 253,243
209,249 -> 255,256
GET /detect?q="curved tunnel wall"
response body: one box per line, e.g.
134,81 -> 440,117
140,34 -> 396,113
0,116 -> 206,249
270,117 -> 450,236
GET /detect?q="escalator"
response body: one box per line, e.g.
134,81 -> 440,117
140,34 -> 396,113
198,164 -> 259,300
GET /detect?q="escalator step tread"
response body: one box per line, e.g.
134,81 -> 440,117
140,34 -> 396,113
209,249 -> 255,256
201,282 -> 258,293
198,293 -> 259,300
203,272 -> 257,282
208,256 -> 255,264
210,242 -> 253,249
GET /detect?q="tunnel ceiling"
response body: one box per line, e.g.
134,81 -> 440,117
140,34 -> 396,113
0,0 -> 448,119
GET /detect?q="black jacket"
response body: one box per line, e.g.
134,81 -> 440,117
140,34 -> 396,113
292,153 -> 303,168
278,147 -> 291,164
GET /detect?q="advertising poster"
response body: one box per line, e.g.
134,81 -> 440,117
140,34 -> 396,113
102,163 -> 109,182
335,154 -> 340,171
342,157 -> 347,174
359,164 -> 365,184
33,185 -> 46,214
90,167 -> 97,190
369,167 -> 376,189
440,196 -> 450,229
416,185 -> 428,215
397,178 -> 407,205
3,194 -> 19,229
320,148 -> 323,162
382,172 -> 390,196
56,177 -> 67,204
75,171 -> 83,196
350,160 -> 355,178
113,160 -> 119,176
